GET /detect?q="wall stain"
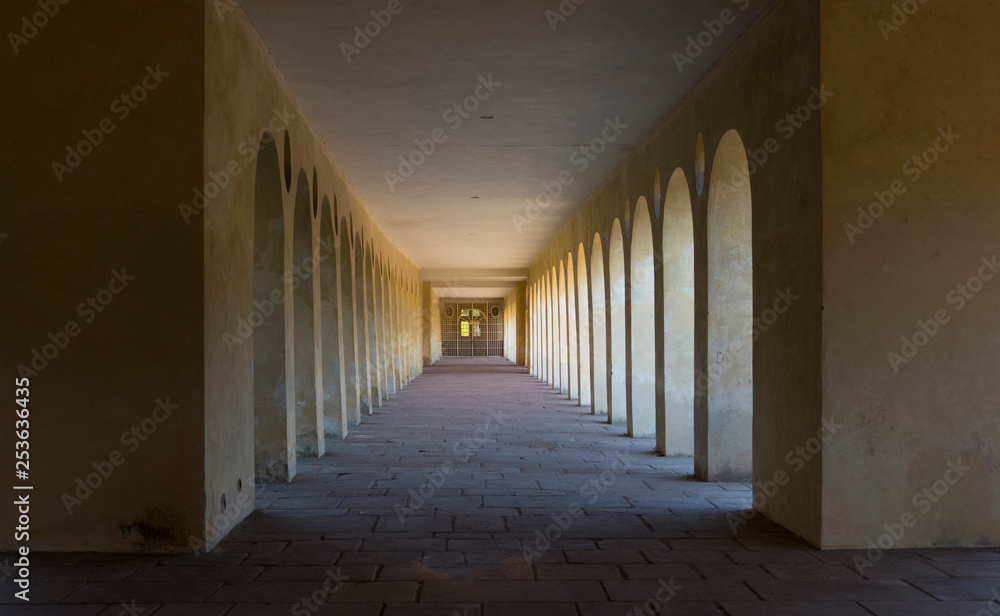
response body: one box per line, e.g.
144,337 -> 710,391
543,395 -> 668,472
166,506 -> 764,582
119,506 -> 187,549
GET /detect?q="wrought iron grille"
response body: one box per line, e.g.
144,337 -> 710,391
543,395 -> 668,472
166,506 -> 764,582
441,300 -> 504,357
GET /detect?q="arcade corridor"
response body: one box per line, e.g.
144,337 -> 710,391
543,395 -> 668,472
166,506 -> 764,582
5,1 -> 1000,610
12,359 -> 999,615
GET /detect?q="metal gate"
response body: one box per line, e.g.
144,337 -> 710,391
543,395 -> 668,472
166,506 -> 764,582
441,300 -> 504,357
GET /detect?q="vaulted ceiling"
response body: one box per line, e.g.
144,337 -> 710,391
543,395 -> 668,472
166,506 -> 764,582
242,0 -> 770,295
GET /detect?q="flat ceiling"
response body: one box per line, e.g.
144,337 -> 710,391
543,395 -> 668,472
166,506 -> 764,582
241,0 -> 769,284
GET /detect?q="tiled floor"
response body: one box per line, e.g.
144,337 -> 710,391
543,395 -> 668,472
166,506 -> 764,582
5,357 -> 1000,614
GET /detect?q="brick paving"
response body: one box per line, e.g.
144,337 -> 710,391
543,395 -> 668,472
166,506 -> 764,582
5,357 -> 1000,614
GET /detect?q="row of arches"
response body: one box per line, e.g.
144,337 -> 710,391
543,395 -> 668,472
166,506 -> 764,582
252,130 -> 422,483
529,130 -> 754,481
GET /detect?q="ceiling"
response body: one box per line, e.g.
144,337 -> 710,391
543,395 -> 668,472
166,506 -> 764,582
241,0 -> 770,295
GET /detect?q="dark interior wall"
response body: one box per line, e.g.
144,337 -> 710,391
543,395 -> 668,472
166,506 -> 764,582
0,0 -> 207,550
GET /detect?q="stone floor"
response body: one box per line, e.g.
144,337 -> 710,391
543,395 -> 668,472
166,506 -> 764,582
5,357 -> 1000,614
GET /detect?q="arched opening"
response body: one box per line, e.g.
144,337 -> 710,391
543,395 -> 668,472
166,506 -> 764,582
558,261 -> 569,396
408,281 -> 416,378
544,272 -> 556,386
339,218 -> 360,425
354,233 -> 372,413
531,280 -> 542,379
385,266 -> 403,384
292,169 -> 321,457
399,276 -> 407,383
365,245 -> 382,408
410,282 -> 418,376
662,168 -> 695,456
409,282 -> 417,376
591,233 -> 608,417
529,284 -> 535,375
252,133 -> 292,483
566,252 -> 578,401
319,197 -> 347,442
539,276 -> 545,381
382,266 -> 397,394
538,280 -> 544,379
371,253 -> 388,400
609,219 -> 627,427
695,132 -> 706,196
549,272 -> 555,387
398,279 -> 408,382
629,197 -> 656,437
384,270 -> 395,391
403,279 -> 412,382
577,244 -> 591,407
400,280 -> 409,380
704,129 -> 754,481
389,273 -> 401,387
550,266 -> 560,391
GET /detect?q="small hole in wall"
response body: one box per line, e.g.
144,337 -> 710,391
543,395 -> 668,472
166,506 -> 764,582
695,132 -> 706,196
220,494 -> 227,510
237,478 -> 243,492
653,168 -> 662,218
312,168 -> 319,217
283,132 -> 292,192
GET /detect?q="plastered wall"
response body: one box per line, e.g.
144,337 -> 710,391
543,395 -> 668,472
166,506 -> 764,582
820,0 -> 1000,548
0,0 -> 424,552
0,0 -> 207,550
202,3 -> 422,550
